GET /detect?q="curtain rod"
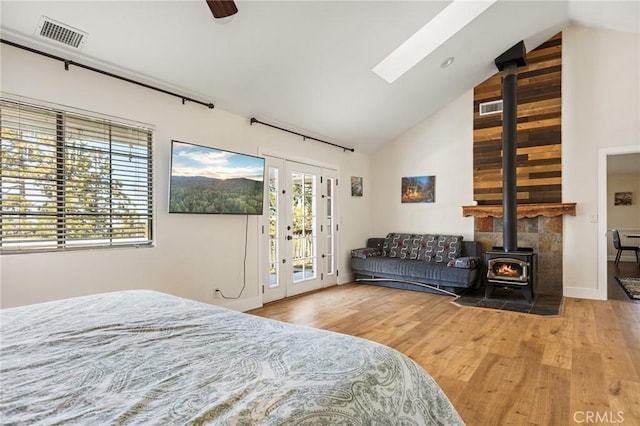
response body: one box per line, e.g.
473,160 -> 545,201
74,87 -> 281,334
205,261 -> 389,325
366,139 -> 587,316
1,39 -> 215,110
250,117 -> 354,153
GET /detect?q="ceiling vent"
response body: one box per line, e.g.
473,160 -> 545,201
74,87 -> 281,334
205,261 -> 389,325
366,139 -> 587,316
36,16 -> 87,49
479,100 -> 503,116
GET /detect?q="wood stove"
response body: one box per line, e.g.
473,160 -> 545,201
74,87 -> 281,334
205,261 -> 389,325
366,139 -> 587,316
485,248 -> 537,303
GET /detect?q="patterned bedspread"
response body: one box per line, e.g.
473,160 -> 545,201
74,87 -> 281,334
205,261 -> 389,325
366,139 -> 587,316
0,290 -> 463,425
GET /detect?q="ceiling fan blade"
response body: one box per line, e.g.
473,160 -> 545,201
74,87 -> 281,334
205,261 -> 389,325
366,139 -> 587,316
206,0 -> 238,19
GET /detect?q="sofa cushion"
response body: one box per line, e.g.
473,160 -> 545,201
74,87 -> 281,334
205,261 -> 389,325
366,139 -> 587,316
434,235 -> 463,262
381,233 -> 394,257
367,238 -> 385,250
447,256 -> 481,269
351,247 -> 382,259
383,233 -> 414,259
407,234 -> 423,260
416,234 -> 439,261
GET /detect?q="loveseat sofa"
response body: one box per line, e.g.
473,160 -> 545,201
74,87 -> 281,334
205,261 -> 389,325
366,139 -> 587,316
351,233 -> 483,296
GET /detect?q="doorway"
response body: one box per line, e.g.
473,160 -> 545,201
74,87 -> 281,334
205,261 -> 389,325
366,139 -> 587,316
261,156 -> 338,303
598,146 -> 640,300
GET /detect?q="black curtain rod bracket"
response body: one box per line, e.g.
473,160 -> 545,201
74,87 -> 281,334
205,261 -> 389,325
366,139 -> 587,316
1,39 -> 215,110
249,117 -> 354,153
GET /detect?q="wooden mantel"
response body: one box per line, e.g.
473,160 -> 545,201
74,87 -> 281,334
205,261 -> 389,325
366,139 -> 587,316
462,203 -> 576,219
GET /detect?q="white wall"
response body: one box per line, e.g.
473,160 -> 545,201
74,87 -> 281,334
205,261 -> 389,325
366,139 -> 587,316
563,26 -> 640,298
0,45 -> 372,309
606,173 -> 640,259
370,91 -> 475,240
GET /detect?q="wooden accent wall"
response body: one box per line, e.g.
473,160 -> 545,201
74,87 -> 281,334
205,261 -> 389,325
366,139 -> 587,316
473,33 -> 562,205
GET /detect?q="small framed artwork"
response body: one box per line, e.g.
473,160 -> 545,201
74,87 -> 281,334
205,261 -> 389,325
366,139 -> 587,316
614,192 -> 632,205
351,176 -> 363,197
402,175 -> 435,203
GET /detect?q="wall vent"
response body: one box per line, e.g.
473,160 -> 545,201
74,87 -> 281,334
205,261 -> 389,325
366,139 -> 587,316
36,16 -> 87,49
479,100 -> 503,115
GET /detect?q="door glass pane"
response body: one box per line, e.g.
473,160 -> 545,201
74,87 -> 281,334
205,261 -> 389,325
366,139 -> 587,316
326,177 -> 335,275
304,257 -> 315,281
326,236 -> 333,273
292,171 -> 316,283
292,258 -> 304,282
268,167 -> 279,288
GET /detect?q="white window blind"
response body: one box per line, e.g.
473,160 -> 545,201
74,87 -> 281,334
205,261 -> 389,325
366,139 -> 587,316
0,99 -> 154,253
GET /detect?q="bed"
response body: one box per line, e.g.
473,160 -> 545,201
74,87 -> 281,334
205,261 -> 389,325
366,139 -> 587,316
0,290 -> 463,425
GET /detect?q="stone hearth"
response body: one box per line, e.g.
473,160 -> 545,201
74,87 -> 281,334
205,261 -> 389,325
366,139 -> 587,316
474,216 -> 563,296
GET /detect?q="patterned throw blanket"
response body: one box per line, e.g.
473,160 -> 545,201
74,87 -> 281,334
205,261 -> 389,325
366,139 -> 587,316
1,290 -> 463,425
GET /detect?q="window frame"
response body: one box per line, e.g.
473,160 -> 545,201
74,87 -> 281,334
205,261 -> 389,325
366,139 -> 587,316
0,97 -> 155,254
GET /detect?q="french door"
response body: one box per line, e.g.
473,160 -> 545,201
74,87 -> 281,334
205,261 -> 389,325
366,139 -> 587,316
262,157 -> 338,303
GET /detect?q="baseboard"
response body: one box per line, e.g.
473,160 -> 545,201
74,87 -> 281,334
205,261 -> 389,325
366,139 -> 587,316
563,286 -> 605,301
339,272 -> 355,284
220,296 -> 263,312
221,277 -> 357,310
607,255 -> 638,263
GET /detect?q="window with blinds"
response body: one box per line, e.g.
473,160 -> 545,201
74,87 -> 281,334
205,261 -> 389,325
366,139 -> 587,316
0,99 -> 154,253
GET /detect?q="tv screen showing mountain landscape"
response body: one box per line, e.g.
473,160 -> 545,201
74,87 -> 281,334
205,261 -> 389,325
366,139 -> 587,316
169,140 -> 265,215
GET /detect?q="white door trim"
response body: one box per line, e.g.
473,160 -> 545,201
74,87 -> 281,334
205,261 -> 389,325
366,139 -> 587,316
597,144 -> 640,301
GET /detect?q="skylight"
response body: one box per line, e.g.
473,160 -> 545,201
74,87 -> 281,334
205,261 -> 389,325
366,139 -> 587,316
372,0 -> 498,83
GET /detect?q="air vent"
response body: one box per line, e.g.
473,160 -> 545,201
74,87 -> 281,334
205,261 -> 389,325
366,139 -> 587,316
479,100 -> 503,116
36,17 -> 87,49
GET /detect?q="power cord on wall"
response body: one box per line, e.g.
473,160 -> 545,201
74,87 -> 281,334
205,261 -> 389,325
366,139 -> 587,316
216,215 -> 248,300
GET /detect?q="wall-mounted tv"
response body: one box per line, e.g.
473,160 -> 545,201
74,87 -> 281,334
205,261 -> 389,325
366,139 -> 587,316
169,140 -> 265,215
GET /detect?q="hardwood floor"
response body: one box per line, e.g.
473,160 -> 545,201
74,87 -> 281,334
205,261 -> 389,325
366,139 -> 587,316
248,283 -> 640,425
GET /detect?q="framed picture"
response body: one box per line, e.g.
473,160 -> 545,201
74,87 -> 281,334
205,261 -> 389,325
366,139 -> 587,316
351,176 -> 363,197
614,192 -> 632,205
402,176 -> 435,203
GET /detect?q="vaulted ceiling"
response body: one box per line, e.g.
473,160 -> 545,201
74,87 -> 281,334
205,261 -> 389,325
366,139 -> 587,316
1,1 -> 638,153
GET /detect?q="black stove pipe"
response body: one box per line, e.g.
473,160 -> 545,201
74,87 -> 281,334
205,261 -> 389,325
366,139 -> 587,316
495,41 -> 527,253
501,63 -> 518,252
